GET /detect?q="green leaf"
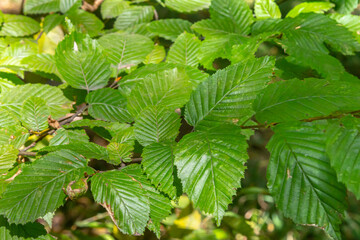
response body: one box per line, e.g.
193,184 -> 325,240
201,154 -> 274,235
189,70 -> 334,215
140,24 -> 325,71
0,14 -> 40,37
198,34 -> 245,70
266,123 -> 347,240
107,142 -> 133,164
325,117 -> 360,199
0,145 -> 18,174
101,0 -> 130,19
55,32 -> 111,91
21,54 -> 59,75
127,68 -> 192,117
174,125 -> 248,225
24,0 -> 60,14
60,0 -> 81,13
144,45 -> 165,64
253,78 -> 360,124
0,78 -> 15,94
165,0 -> 211,13
86,88 -> 133,123
98,33 -> 154,70
120,63 -> 208,96
0,150 -> 94,224
185,57 -> 275,129
134,106 -> 181,146
91,170 -> 150,235
0,125 -> 29,149
0,109 -> 19,128
167,32 -> 201,67
0,216 -> 54,240
40,142 -> 109,160
43,14 -> 65,33
142,142 -> 177,199
331,0 -> 358,14
210,0 -> 254,35
67,10 -> 104,37
0,84 -> 72,119
286,2 -> 335,18
121,164 -> 172,237
49,128 -> 89,146
21,96 -> 50,132
147,19 -> 193,41
191,19 -> 241,37
114,6 -> 154,30
230,32 -> 277,63
330,13 -> 360,33
254,0 -> 281,19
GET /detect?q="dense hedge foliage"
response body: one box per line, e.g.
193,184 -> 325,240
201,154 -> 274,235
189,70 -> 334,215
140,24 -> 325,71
0,0 -> 360,239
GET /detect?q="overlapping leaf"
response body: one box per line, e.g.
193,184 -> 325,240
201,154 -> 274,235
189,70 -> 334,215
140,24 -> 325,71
98,33 -> 154,69
0,145 -> 18,174
147,19 -> 193,41
86,88 -> 133,123
101,0 -> 130,19
286,2 -> 334,18
55,32 -> 111,91
114,6 -> 154,30
21,97 -> 50,132
326,117 -> 360,199
24,0 -> 60,14
266,123 -> 347,240
134,106 -> 181,146
0,15 -> 40,37
185,57 -> 275,129
121,165 -> 172,237
167,32 -> 201,67
67,10 -> 104,37
142,142 -> 177,199
127,68 -> 192,117
0,150 -> 94,224
254,0 -> 281,20
49,128 -> 89,146
174,125 -> 248,225
165,0 -> 211,13
253,78 -> 360,123
210,0 -> 254,35
91,170 -> 150,235
0,84 -> 72,119
331,0 -> 358,14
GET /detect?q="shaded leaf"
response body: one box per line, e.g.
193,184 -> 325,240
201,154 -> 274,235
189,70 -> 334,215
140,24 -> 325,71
148,19 -> 193,41
0,145 -> 18,175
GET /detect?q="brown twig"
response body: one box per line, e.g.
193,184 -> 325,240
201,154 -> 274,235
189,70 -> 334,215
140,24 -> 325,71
59,104 -> 88,126
18,151 -> 37,157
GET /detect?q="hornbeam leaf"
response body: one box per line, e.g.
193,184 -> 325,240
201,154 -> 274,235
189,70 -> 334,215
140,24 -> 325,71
144,45 -> 166,64
91,170 -> 150,235
286,2 -> 335,18
253,78 -> 360,124
210,0 -> 254,35
148,19 -> 193,41
174,125 -> 248,225
67,10 -> 104,37
60,0 -> 81,13
167,32 -> 201,67
266,123 -> 347,240
0,145 -> 18,174
55,32 -> 111,91
101,0 -> 130,19
127,68 -> 192,117
21,97 -> 50,132
325,117 -> 360,199
24,0 -> 60,14
0,14 -> 40,37
114,6 -> 154,30
49,128 -> 89,146
165,0 -> 211,13
98,33 -> 154,70
254,0 -> 281,20
121,164 -> 172,238
331,0 -> 358,14
134,106 -> 181,146
0,84 -> 72,119
185,57 -> 275,129
0,150 -> 94,224
0,216 -> 54,240
142,142 -> 177,199
86,88 -> 133,123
